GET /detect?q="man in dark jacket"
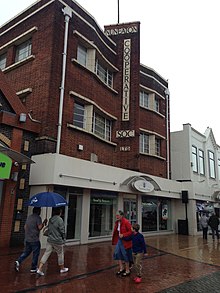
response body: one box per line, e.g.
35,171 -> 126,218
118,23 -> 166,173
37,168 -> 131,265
208,213 -> 219,240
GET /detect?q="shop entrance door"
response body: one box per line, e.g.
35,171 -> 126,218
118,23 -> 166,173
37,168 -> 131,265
123,199 -> 137,225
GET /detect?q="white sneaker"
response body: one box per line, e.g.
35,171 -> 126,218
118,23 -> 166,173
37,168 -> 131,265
14,261 -> 19,272
60,267 -> 69,273
37,269 -> 44,276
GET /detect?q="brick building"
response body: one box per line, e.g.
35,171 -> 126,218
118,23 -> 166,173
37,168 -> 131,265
0,0 -> 186,247
0,70 -> 40,247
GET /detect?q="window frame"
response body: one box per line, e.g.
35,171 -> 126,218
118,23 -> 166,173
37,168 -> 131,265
139,133 -> 149,154
15,39 -> 32,63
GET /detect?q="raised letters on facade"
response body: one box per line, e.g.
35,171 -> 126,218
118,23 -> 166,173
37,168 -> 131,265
105,25 -> 138,36
122,39 -> 131,121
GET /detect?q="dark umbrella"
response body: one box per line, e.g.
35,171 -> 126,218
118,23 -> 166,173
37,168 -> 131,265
27,192 -> 68,218
27,192 -> 68,207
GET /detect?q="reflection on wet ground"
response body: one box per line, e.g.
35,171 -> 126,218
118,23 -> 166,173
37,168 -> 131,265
1,234 -> 220,292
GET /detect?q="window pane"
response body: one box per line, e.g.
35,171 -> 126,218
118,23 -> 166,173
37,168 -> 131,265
155,138 -> 161,156
73,103 -> 85,128
15,39 -> 32,62
77,45 -> 87,66
208,151 -> 216,178
0,54 -> 6,70
192,145 -> 198,172
140,133 -> 149,153
199,149 -> 205,175
96,60 -> 113,87
140,91 -> 149,108
93,113 -> 111,141
89,194 -> 117,237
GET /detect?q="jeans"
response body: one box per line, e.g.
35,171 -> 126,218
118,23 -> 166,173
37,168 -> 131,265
17,240 -> 41,270
211,228 -> 219,240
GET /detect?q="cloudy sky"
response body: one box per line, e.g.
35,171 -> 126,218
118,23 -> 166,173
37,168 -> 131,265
1,0 -> 220,142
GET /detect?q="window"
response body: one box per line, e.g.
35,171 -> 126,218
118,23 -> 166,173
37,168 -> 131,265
96,60 -> 113,87
140,133 -> 149,154
140,91 -> 149,108
89,192 -> 117,237
218,159 -> 220,179
199,149 -> 205,175
93,113 -> 111,141
0,54 -> 6,70
77,45 -> 87,66
154,97 -> 159,112
73,102 -> 85,128
192,145 -> 198,173
155,138 -> 161,156
208,150 -> 216,179
15,39 -> 32,62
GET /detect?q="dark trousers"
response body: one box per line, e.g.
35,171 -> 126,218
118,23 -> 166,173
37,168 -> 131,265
17,240 -> 41,270
202,227 -> 208,239
211,228 -> 219,240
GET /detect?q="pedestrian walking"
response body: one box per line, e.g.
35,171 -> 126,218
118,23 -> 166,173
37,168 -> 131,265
37,207 -> 68,276
199,213 -> 209,240
112,210 -> 133,277
208,212 -> 219,240
123,223 -> 147,283
14,207 -> 47,273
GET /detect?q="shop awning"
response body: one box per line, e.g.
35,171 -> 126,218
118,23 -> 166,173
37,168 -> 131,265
0,145 -> 35,164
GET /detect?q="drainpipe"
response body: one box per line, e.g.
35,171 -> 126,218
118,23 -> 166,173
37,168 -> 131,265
56,6 -> 72,154
164,88 -> 170,179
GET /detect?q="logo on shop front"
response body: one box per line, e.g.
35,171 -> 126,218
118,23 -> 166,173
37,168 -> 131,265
132,179 -> 154,193
0,153 -> 12,179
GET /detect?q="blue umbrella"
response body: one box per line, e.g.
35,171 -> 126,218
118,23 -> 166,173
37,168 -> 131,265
27,192 -> 68,207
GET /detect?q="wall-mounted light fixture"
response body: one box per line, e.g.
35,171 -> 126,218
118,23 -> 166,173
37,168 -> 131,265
19,113 -> 27,123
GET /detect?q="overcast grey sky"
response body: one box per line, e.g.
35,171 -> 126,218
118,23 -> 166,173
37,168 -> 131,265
1,0 -> 220,142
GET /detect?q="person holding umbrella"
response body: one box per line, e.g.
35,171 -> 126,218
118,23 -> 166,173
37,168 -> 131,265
37,207 -> 68,276
14,207 -> 47,273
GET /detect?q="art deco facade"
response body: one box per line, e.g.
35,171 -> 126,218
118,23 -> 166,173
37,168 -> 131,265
0,0 -> 185,247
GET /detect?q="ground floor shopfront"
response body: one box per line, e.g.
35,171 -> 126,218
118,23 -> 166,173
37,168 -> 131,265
28,153 -> 220,247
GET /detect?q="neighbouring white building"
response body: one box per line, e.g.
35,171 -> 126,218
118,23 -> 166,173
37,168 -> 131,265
170,123 -> 220,235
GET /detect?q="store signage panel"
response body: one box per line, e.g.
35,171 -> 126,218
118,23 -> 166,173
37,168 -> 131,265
0,153 -> 12,179
132,179 -> 154,193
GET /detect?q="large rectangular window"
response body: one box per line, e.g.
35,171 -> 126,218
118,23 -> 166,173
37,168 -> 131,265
199,149 -> 205,175
140,133 -> 149,154
0,54 -> 6,70
15,39 -> 32,62
73,102 -> 85,128
93,113 -> 111,141
140,91 -> 149,108
208,150 -> 216,179
89,192 -> 117,237
142,196 -> 171,232
192,145 -> 198,173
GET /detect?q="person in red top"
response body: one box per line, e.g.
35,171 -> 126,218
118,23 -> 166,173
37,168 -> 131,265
112,210 -> 132,276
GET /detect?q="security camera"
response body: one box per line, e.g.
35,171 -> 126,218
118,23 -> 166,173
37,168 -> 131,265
14,162 -> 19,167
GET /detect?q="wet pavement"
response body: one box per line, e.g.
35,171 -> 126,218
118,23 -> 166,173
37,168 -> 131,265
1,234 -> 220,292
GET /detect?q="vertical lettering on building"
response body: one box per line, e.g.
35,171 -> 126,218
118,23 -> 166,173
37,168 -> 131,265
122,39 -> 131,121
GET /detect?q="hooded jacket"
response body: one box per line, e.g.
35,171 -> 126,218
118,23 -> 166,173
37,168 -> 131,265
47,215 -> 65,245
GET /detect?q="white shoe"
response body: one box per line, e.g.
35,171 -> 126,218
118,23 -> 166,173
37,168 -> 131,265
60,267 -> 69,273
14,261 -> 19,272
37,269 -> 44,276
